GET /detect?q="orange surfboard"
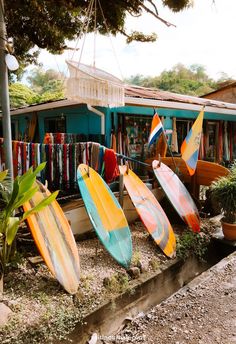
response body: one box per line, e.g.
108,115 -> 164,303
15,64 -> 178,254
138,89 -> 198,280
119,165 -> 176,258
23,181 -> 80,294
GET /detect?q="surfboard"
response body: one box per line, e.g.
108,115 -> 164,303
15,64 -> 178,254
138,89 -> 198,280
152,160 -> 200,232
119,165 -> 176,258
77,164 -> 132,269
23,181 -> 80,294
146,157 -> 229,186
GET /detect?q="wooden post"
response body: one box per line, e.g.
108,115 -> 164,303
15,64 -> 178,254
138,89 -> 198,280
119,173 -> 124,208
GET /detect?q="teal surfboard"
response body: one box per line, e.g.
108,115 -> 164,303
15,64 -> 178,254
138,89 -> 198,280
77,164 -> 132,269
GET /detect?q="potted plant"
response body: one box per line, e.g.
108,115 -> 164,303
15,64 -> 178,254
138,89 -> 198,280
210,161 -> 236,240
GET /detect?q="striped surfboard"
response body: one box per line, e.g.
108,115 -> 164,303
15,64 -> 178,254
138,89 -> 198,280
23,181 -> 80,294
119,165 -> 176,258
152,160 -> 200,232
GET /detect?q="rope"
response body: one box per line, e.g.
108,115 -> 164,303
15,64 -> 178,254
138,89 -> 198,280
116,153 -> 151,168
93,0 -> 97,67
61,0 -> 95,87
97,0 -> 124,80
78,0 -> 95,67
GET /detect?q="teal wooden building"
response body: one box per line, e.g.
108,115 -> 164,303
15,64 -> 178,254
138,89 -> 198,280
6,85 -> 236,165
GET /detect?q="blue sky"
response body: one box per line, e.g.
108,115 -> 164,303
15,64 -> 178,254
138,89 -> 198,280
37,0 -> 236,81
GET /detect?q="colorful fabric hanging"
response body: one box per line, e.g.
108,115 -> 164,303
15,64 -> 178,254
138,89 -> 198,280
229,122 -> 233,161
198,132 -> 205,160
223,121 -> 230,161
233,122 -> 236,160
104,148 -> 119,184
110,132 -> 117,152
91,142 -> 100,171
171,117 -> 178,153
217,121 -> 223,163
0,139 -> 121,191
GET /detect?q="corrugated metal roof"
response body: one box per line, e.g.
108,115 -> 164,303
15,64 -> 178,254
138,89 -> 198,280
7,84 -> 236,116
124,85 -> 236,110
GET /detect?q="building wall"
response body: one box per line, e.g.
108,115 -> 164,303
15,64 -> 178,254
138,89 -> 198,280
202,86 -> 236,104
11,105 -> 108,143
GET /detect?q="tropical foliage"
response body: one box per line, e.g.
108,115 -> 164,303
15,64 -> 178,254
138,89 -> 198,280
210,162 -> 236,223
125,64 -> 218,96
9,68 -> 64,108
0,163 -> 58,277
5,0 -> 194,66
27,68 -> 65,103
9,83 -> 39,108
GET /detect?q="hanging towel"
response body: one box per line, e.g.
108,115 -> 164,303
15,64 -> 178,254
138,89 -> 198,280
17,142 -> 22,176
223,121 -> 230,161
110,132 -> 117,152
171,117 -> 178,153
98,145 -> 105,175
233,122 -> 236,160
91,142 -> 100,171
218,121 -> 223,163
199,132 -> 205,160
104,148 -> 119,184
229,122 -> 233,161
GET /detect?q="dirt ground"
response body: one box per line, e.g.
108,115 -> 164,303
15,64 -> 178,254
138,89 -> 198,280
0,217 -> 227,344
110,251 -> 236,344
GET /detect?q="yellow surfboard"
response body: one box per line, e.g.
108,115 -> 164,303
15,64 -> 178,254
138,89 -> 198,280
77,164 -> 132,269
23,181 -> 80,294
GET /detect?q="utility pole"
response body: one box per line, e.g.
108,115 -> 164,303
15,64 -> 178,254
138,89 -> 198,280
0,0 -> 13,180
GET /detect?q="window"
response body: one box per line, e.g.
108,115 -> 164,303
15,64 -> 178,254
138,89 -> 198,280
44,116 -> 66,133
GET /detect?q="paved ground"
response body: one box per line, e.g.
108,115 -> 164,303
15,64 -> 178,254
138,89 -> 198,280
103,251 -> 236,344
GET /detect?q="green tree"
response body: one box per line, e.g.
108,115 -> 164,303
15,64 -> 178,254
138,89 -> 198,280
9,83 -> 39,108
27,68 -> 65,102
126,63 -> 218,96
5,0 -> 194,66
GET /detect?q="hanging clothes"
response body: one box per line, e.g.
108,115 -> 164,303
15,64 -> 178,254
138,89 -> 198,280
110,131 -> 117,152
223,121 -> 230,161
171,117 -> 178,153
233,122 -> 236,160
27,113 -> 38,142
229,122 -> 233,161
198,132 -> 205,160
91,142 -> 100,171
104,148 -> 119,184
117,130 -> 123,155
218,121 -> 223,163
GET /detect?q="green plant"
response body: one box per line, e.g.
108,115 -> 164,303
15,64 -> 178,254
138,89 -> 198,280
149,256 -> 160,270
103,272 -> 129,294
210,162 -> 236,223
176,231 -> 210,262
132,250 -> 141,267
0,163 -> 58,282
